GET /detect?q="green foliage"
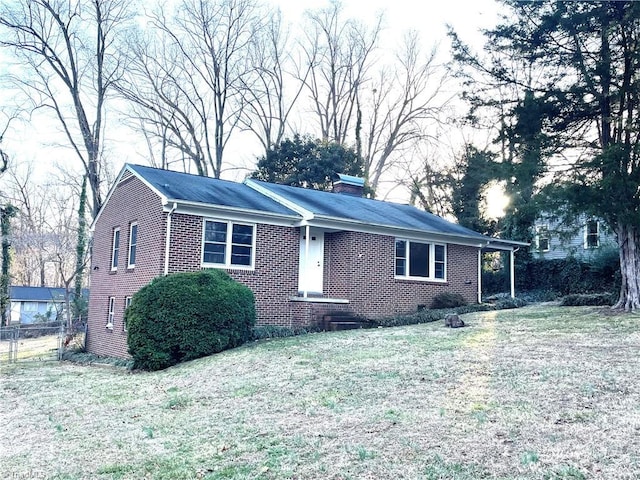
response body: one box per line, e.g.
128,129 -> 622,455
0,203 -> 18,327
431,292 -> 468,309
450,146 -> 499,235
483,251 -> 620,297
61,350 -> 134,369
500,90 -> 552,245
560,293 -> 615,307
252,134 -> 364,191
372,300 -> 523,328
72,176 -> 88,323
452,0 -> 640,308
251,324 -> 321,340
126,270 -> 255,371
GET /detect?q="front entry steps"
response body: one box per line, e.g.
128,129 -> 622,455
322,313 -> 373,331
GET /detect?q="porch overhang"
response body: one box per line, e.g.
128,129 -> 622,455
480,239 -> 530,299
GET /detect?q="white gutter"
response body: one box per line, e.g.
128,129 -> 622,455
164,202 -> 177,275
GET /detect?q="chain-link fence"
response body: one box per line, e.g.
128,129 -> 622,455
0,322 -> 66,363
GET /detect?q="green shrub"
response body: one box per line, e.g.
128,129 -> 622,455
431,292 -> 467,309
126,270 -> 255,371
251,324 -> 321,340
372,299 -> 524,328
494,297 -> 528,309
560,293 -> 615,306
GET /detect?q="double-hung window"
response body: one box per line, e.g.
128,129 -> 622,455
107,297 -> 115,329
202,220 -> 255,268
123,297 -> 132,332
536,225 -> 550,252
128,223 -> 138,268
111,228 -> 120,270
395,239 -> 446,281
584,220 -> 599,249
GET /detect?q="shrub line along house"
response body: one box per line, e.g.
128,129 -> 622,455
87,164 -> 526,358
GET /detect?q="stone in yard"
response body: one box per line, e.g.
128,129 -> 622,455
444,313 -> 465,328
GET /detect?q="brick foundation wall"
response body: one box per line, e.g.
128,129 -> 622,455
86,177 -> 166,358
325,231 -> 479,319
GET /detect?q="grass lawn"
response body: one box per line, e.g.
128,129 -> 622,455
0,334 -> 60,361
2,304 -> 640,479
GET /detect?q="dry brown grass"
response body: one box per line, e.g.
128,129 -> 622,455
0,334 -> 60,361
1,304 -> 639,479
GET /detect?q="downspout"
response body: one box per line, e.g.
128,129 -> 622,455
164,203 -> 178,276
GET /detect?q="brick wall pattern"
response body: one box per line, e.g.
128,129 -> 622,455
87,177 -> 480,358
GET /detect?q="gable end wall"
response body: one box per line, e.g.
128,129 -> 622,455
86,176 -> 166,358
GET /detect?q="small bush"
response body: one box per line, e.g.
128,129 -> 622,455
431,292 -> 467,309
494,297 -> 528,309
251,324 -> 321,340
560,293 -> 615,306
372,298 -> 525,328
127,270 -> 255,371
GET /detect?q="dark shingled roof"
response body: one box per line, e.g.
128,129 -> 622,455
252,181 -> 488,240
125,164 -> 488,240
128,164 -> 299,217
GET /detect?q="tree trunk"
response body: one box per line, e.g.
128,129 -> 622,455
613,223 -> 640,312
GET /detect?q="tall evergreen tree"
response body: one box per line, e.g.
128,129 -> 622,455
451,146 -> 498,235
453,1 -> 640,311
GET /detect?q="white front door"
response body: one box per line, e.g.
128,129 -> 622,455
299,228 -> 324,294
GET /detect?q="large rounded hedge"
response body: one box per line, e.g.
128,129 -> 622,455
126,270 -> 255,371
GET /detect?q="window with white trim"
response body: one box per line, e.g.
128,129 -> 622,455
395,240 -> 446,281
123,297 -> 132,332
128,223 -> 138,268
111,228 -> 120,270
202,220 -> 255,268
584,220 -> 599,249
107,297 -> 115,329
536,225 -> 550,252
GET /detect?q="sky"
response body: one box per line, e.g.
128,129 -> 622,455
0,0 -> 507,212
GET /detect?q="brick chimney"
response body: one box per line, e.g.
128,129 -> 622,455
332,173 -> 365,197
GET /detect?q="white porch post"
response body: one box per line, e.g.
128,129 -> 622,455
510,248 -> 516,298
303,225 -> 310,298
477,249 -> 482,303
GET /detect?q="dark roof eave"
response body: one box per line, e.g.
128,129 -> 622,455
164,198 -> 302,223
483,239 -> 530,252
304,214 -> 490,246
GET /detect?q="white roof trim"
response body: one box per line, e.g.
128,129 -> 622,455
245,179 -> 314,220
166,200 -> 301,227
91,164 -> 168,230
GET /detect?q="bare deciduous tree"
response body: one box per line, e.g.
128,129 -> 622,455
3,164 -> 79,289
361,32 -> 450,194
238,10 -> 308,154
0,0 -> 130,218
119,0 -> 260,177
299,0 -> 381,145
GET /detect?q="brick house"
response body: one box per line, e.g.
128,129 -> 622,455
87,164 -> 524,358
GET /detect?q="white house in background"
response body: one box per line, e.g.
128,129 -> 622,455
532,215 -> 617,260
